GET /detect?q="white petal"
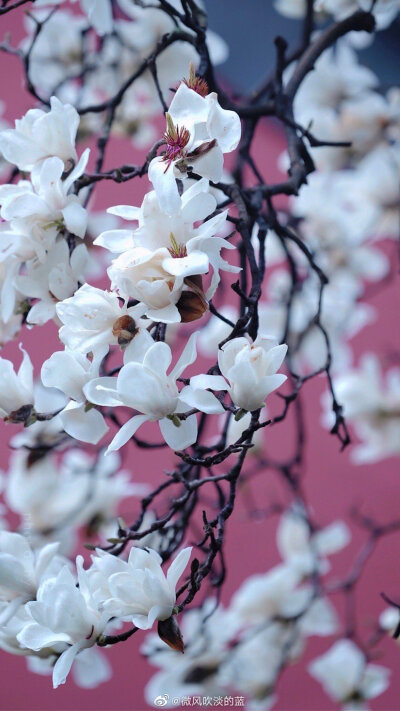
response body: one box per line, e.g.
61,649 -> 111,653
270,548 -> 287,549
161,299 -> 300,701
53,641 -> 88,689
107,205 -> 141,221
148,157 -> 181,216
170,332 -> 198,381
178,386 -> 224,414
189,374 -> 229,391
60,401 -> 108,444
159,414 -> 197,450
105,414 -> 149,453
94,229 -> 134,253
62,201 -> 88,239
83,377 -> 122,407
166,547 -> 192,591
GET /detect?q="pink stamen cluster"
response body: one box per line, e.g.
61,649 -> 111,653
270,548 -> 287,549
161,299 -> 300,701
183,62 -> 209,98
163,121 -> 190,172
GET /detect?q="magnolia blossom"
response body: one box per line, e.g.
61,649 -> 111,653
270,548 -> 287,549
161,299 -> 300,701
291,171 -> 388,288
1,603 -> 109,691
277,510 -> 350,576
217,336 -> 287,412
149,81 -> 241,215
26,645 -> 112,690
56,283 -> 145,357
41,349 -> 108,444
0,97 -> 79,176
379,606 -> 400,639
115,0 -> 228,122
293,42 -> 377,115
309,639 -> 390,707
0,151 -> 89,263
89,546 -> 192,631
275,0 -> 400,30
96,179 -> 239,323
143,600 -> 240,707
22,10 -> 87,95
261,269 -> 375,375
355,145 -> 400,238
231,557 -> 338,637
0,347 -> 34,422
323,354 -> 400,462
0,532 -> 64,625
17,561 -> 112,688
34,0 -> 113,35
84,331 -> 224,452
16,240 -> 88,326
5,449 -> 147,541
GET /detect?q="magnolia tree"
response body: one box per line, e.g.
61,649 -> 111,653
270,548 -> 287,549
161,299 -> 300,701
0,0 -> 399,708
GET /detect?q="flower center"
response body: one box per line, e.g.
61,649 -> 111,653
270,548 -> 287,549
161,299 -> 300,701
168,232 -> 187,259
162,113 -> 190,171
182,62 -> 209,98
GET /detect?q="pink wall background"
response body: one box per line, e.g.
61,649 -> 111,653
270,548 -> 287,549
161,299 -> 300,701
0,7 -> 400,711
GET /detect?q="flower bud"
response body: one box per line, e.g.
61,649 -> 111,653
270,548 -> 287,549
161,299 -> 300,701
4,404 -> 35,425
157,616 -> 184,654
177,276 -> 208,323
112,315 -> 138,348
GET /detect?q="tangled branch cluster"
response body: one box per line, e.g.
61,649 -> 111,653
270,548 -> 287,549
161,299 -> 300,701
0,0 -> 399,707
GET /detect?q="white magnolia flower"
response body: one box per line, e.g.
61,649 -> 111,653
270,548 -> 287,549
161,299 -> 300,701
17,561 -> 112,688
291,171 -> 388,288
143,600 -> 240,707
26,644 -> 112,689
221,602 -> 336,710
41,348 -> 108,444
116,0 -> 228,101
231,563 -> 302,623
32,0 -> 113,35
309,639 -> 390,707
219,627 -> 281,711
6,448 -> 147,538
93,545 -> 192,630
379,607 -> 400,639
218,335 -> 287,412
96,179 -> 239,323
323,354 -> 400,463
22,10 -> 87,95
276,0 -> 400,30
337,89 -> 400,157
0,532 -> 64,624
16,240 -> 88,325
262,269 -> 375,375
293,42 -> 377,115
0,247 -> 25,336
0,151 -> 89,263
149,82 -> 241,215
84,331 -> 224,452
0,97 -> 79,176
355,145 -> 400,239
321,0 -> 400,30
56,283 -> 145,357
0,346 -> 34,422
277,509 -> 350,576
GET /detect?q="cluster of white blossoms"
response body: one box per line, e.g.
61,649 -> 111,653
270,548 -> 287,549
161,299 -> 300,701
142,510 -> 391,709
0,528 -> 192,689
0,68 -> 291,453
21,0 -> 228,148
0,23 -> 292,692
0,0 -> 399,705
275,0 -> 400,33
